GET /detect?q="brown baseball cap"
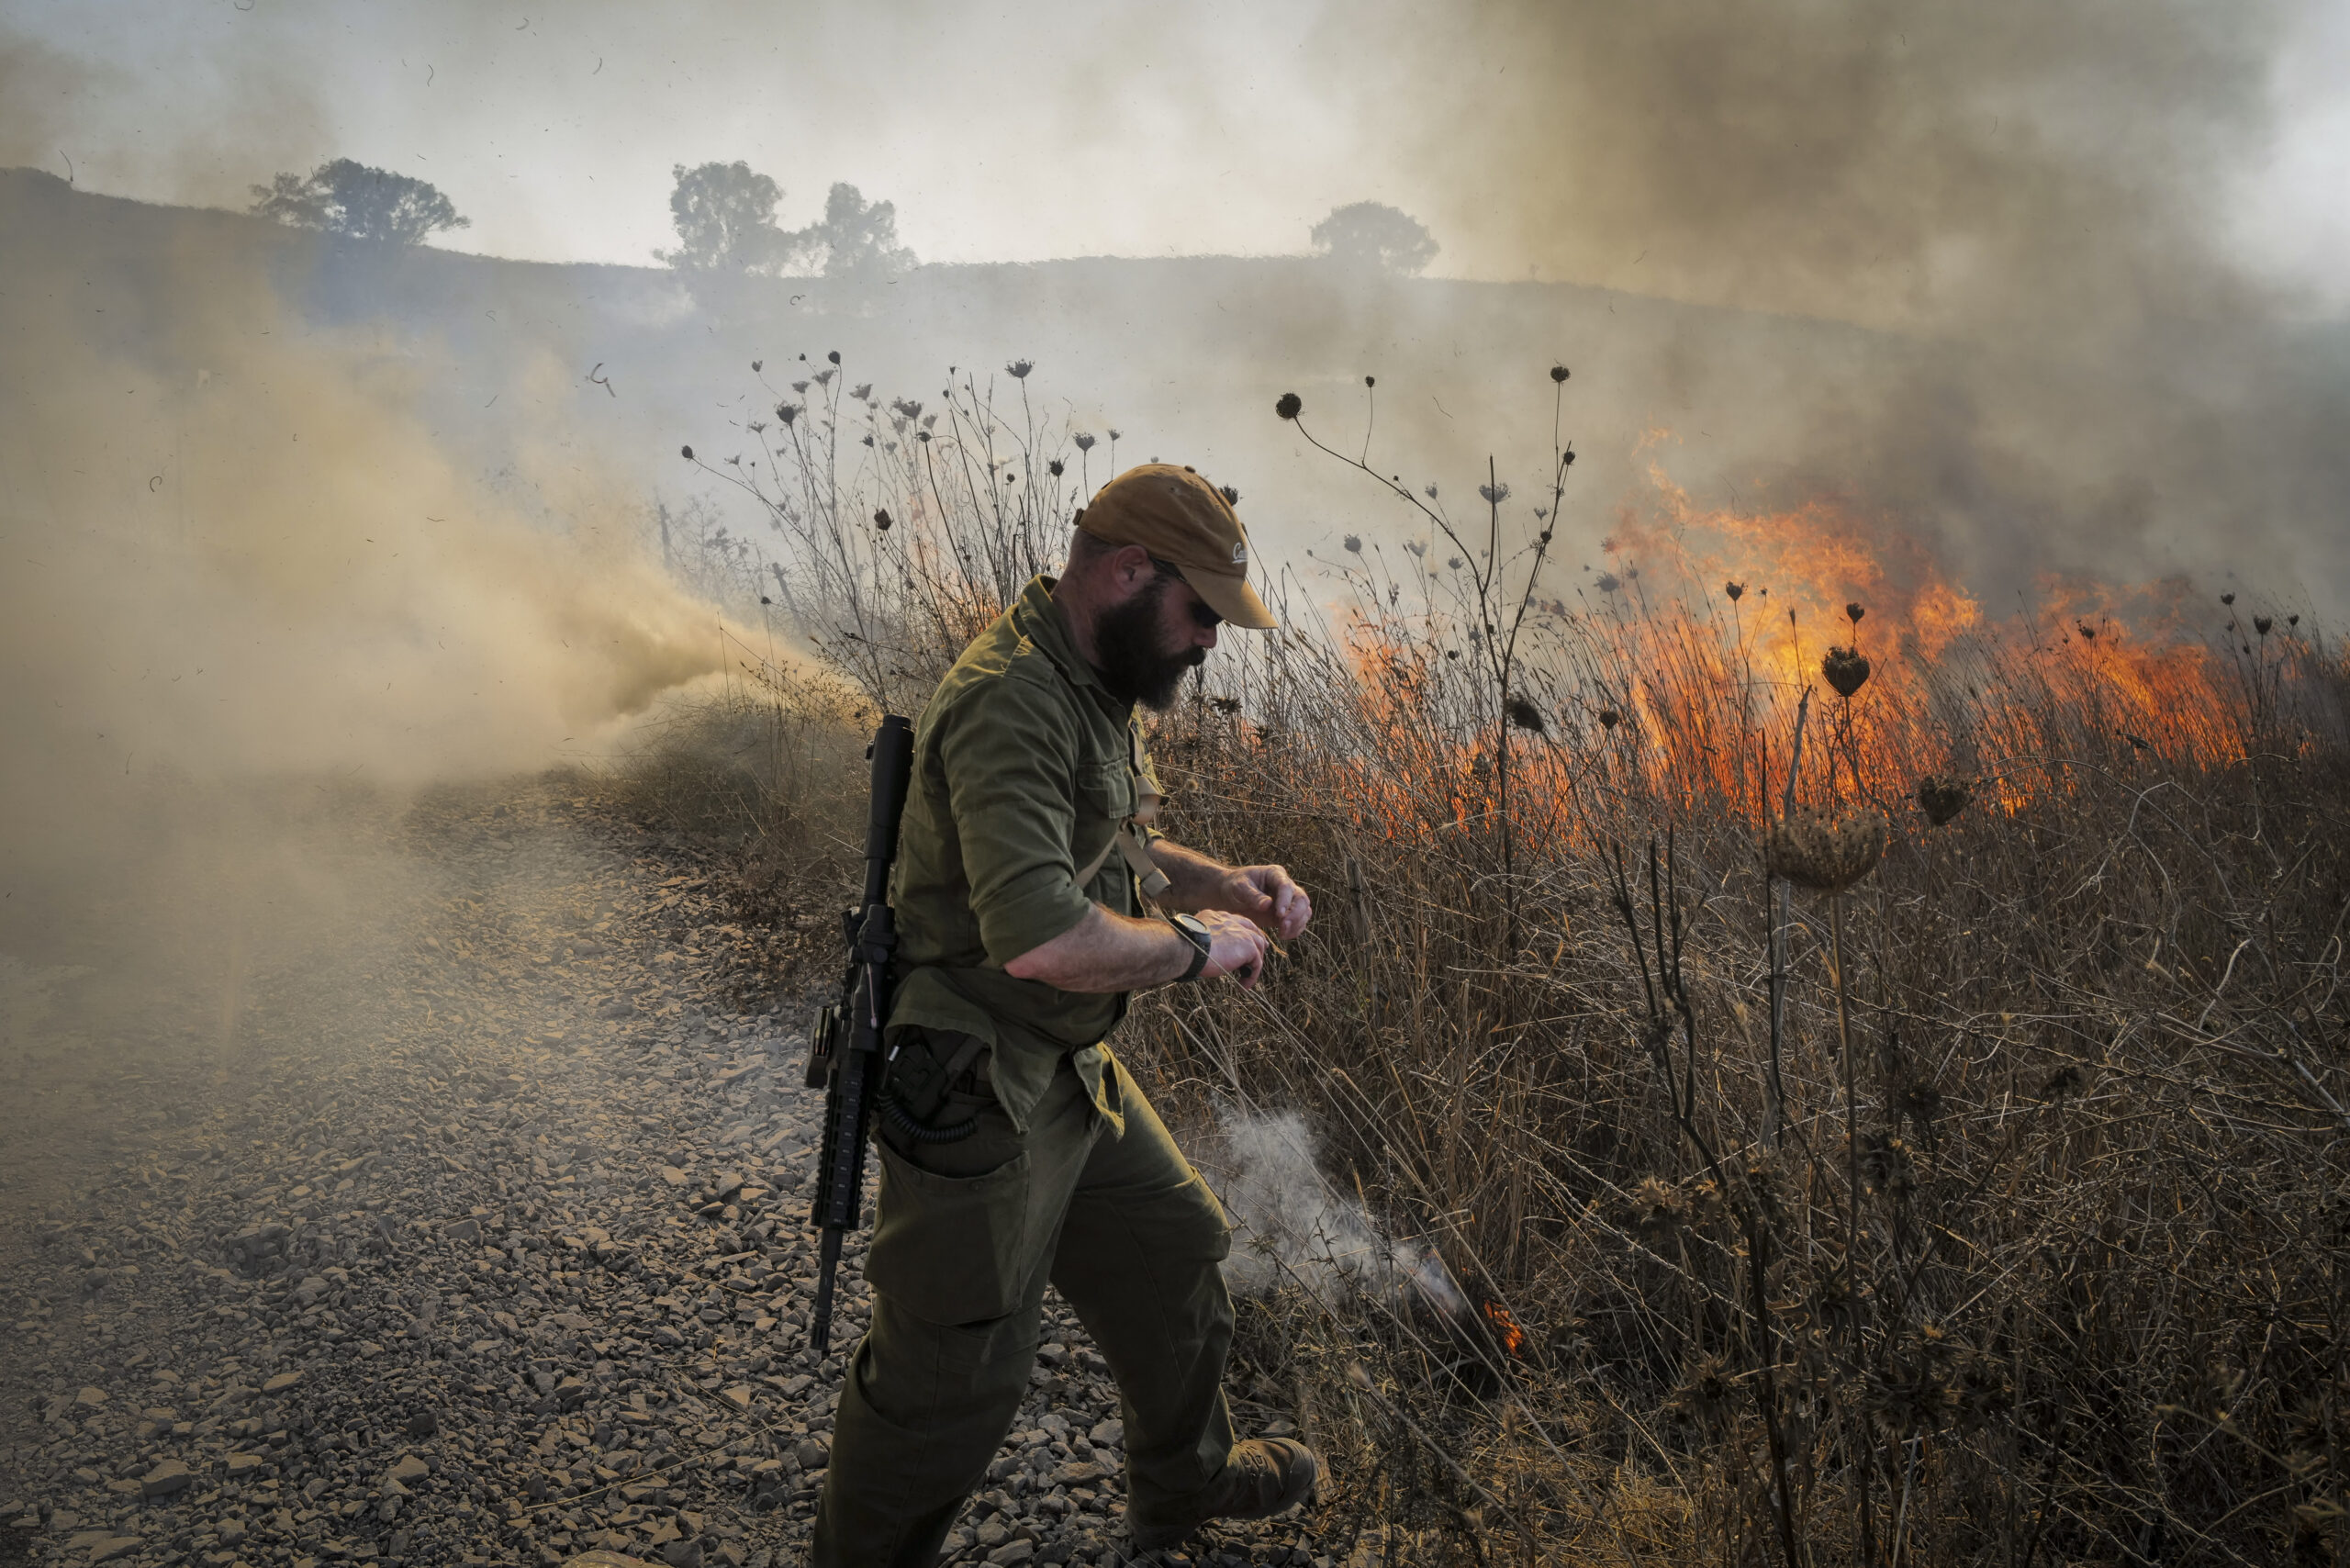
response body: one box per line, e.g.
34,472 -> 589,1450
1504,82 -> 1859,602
1075,463 -> 1277,631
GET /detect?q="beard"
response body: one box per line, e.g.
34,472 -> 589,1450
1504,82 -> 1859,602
1092,577 -> 1205,711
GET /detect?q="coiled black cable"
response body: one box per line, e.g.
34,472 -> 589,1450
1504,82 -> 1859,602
880,1088 -> 979,1143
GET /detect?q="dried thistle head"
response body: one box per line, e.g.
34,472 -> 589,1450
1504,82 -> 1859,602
1275,392 -> 1303,420
1764,810 -> 1886,892
1822,644 -> 1872,697
1666,1355 -> 1735,1433
1628,1176 -> 1687,1243
1858,1130 -> 1916,1199
1596,708 -> 1622,730
1894,1077 -> 1943,1133
1917,774 -> 1971,826
1073,431 -> 1096,452
1725,580 -> 1744,602
1550,364 -> 1571,383
1505,695 -> 1549,735
1864,1357 -> 1953,1436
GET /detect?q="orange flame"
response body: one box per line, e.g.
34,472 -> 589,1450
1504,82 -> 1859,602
1482,1300 -> 1527,1358
1268,455 -> 2322,852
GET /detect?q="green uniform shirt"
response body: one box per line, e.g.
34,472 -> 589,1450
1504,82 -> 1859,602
886,574 -> 1162,1135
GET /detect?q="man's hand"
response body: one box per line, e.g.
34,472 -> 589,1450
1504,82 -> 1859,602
1221,865 -> 1313,942
1198,910 -> 1271,987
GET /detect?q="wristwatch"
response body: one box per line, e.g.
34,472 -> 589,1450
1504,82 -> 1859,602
1165,913 -> 1212,982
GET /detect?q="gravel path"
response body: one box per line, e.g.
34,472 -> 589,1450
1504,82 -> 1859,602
0,780 -> 1343,1568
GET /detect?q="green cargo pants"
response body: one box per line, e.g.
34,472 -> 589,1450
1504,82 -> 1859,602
811,1041 -> 1237,1567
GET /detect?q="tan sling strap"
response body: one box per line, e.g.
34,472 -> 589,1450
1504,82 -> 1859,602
1074,724 -> 1171,899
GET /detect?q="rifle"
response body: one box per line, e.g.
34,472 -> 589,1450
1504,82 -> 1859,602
802,712 -> 915,1358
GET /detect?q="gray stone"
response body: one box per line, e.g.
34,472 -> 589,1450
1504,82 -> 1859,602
386,1454 -> 431,1485
442,1218 -> 481,1243
263,1370 -> 305,1394
138,1459 -> 192,1498
792,1438 -> 829,1470
1088,1419 -> 1124,1449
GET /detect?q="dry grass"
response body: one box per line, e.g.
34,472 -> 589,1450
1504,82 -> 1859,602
630,360 -> 2350,1566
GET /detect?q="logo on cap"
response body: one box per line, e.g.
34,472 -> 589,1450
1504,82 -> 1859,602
1232,543 -> 1248,566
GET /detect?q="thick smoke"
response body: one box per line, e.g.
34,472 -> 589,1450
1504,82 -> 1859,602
1302,0 -> 2350,611
0,174 -> 722,915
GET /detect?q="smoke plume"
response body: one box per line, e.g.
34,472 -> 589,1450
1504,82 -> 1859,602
1209,1107 -> 1467,1318
0,173 -> 722,903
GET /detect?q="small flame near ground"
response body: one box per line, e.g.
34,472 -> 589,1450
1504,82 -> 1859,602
1482,1300 -> 1528,1359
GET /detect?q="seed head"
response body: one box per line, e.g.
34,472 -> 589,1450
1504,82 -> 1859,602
1725,581 -> 1744,601
1846,601 -> 1866,624
1666,1356 -> 1733,1433
1220,485 -> 1240,505
1343,534 -> 1361,553
850,383 -> 871,401
1863,1358 -> 1953,1438
1916,774 -> 1971,826
1074,431 -> 1096,452
1628,1176 -> 1687,1242
1822,644 -> 1872,697
1505,695 -> 1548,735
1765,809 -> 1886,892
1479,482 -> 1511,505
680,444 -> 694,461
1597,708 -> 1622,730
1006,359 -> 1034,379
2255,615 -> 2273,636
777,405 -> 799,426
1275,392 -> 1303,420
826,350 -> 841,364
1048,459 -> 1064,477
750,359 -> 762,372
2221,591 -> 2235,605
1550,364 -> 1570,383
1364,375 -> 1376,387
872,509 -> 892,532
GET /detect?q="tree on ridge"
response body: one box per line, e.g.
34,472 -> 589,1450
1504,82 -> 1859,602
1310,201 -> 1438,274
251,160 -> 469,245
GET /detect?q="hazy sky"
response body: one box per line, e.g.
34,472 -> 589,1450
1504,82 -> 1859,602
6,0 -> 2349,318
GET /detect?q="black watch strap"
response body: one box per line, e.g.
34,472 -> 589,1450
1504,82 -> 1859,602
1167,913 -> 1212,981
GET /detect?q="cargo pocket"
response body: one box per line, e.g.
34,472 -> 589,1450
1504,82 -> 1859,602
863,1138 -> 1034,1327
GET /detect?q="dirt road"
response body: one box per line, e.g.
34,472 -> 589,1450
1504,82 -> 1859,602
0,779 -> 1268,1568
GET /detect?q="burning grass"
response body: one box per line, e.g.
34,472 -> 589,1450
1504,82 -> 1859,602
640,359 -> 2350,1566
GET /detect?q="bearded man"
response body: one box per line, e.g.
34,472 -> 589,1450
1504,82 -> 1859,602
812,465 -> 1321,1565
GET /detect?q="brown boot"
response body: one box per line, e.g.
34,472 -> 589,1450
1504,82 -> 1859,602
1128,1438 -> 1322,1551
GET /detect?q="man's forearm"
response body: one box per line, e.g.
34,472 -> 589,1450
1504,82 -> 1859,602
1000,903 -> 1194,991
1147,837 -> 1237,913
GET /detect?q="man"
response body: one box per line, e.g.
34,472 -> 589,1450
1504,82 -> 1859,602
813,465 -> 1323,1566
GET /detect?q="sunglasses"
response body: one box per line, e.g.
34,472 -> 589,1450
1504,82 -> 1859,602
1149,557 -> 1224,630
